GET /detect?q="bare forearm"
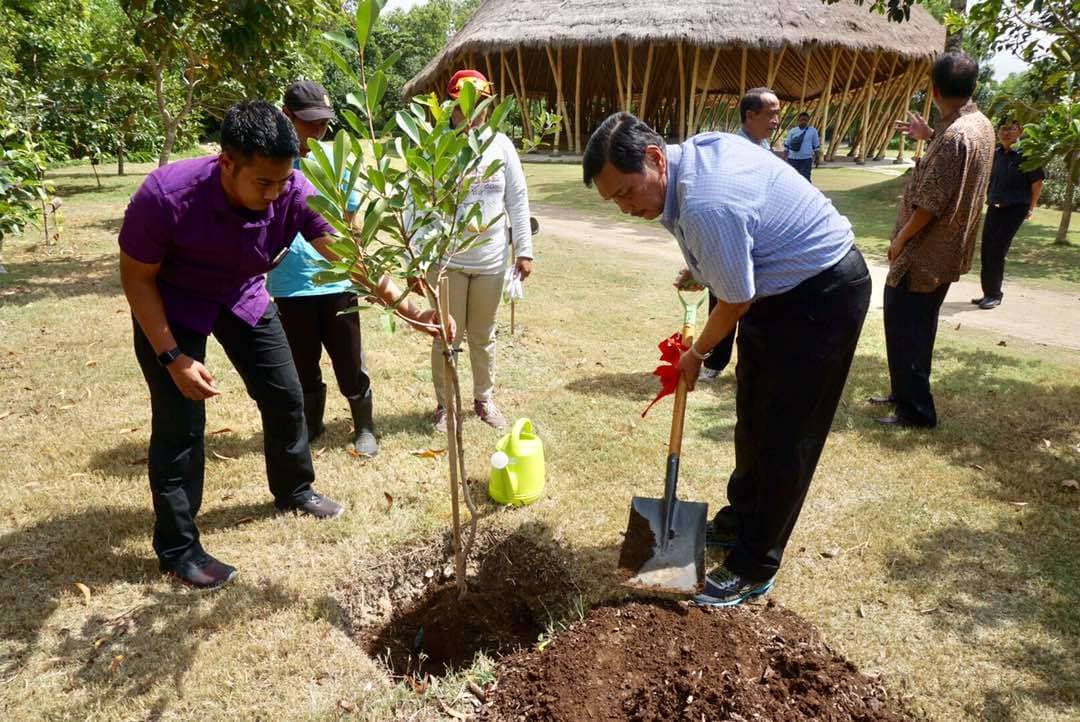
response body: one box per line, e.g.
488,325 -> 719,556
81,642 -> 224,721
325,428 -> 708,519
121,275 -> 176,354
692,299 -> 750,356
1030,180 -> 1044,211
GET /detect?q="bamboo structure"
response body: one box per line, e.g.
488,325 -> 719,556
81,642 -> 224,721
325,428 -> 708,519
404,0 -> 945,158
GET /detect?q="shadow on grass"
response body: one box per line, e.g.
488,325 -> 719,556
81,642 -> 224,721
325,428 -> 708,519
0,254 -> 119,306
847,346 -> 1080,717
0,502 -> 294,717
564,371 -> 657,401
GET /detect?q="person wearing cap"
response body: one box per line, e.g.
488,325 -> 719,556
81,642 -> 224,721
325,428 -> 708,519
118,101 -> 445,590
426,69 -> 534,432
270,80 -> 378,457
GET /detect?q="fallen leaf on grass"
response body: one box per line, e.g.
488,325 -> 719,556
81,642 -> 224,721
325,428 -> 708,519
9,557 -> 37,568
346,446 -> 359,458
337,699 -> 355,713
74,582 -> 91,604
128,457 -> 147,466
410,448 -> 447,459
57,403 -> 76,411
968,463 -> 985,471
954,322 -> 961,330
85,360 -> 97,368
119,427 -> 140,434
997,340 -> 1007,347
1062,479 -> 1079,491
0,411 -> 12,421
109,655 -> 124,673
210,451 -> 237,461
314,446 -> 326,458
383,492 -> 394,513
209,427 -> 233,435
1007,501 -> 1028,508
235,516 -> 256,525
918,606 -> 938,615
820,547 -> 841,559
467,680 -> 486,701
438,700 -> 468,719
1042,439 -> 1052,448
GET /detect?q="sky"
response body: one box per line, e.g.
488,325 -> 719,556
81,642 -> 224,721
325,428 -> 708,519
382,0 -> 1029,80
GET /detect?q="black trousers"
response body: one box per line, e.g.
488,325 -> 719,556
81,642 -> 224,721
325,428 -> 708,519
883,277 -> 950,427
275,291 -> 371,401
980,204 -> 1028,300
788,157 -> 813,182
723,248 -> 871,582
704,292 -> 736,373
133,304 -> 315,568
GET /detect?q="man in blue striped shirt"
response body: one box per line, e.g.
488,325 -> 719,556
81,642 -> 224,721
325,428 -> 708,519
783,112 -> 821,182
584,113 -> 871,607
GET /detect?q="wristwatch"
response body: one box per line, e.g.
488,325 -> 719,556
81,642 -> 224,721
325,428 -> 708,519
156,347 -> 184,367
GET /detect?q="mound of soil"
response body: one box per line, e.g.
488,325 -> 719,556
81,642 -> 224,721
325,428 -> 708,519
481,598 -> 912,722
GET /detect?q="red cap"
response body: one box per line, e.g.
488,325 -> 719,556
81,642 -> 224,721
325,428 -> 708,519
447,69 -> 493,99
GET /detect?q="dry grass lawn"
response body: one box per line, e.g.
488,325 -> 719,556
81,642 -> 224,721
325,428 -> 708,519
0,161 -> 1077,721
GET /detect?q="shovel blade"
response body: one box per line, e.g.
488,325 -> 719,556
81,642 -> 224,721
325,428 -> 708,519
618,495 -> 707,596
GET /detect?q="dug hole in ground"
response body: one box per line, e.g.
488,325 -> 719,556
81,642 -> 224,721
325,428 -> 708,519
334,512 -> 915,721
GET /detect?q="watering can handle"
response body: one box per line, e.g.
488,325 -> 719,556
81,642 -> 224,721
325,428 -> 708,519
503,418 -> 533,498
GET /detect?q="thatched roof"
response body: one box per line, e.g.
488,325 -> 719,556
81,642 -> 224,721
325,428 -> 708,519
403,0 -> 944,98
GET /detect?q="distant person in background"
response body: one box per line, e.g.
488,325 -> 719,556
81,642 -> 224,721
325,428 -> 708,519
269,80 -> 378,457
870,52 -> 994,429
972,118 -> 1045,310
783,112 -> 820,182
737,87 -> 780,150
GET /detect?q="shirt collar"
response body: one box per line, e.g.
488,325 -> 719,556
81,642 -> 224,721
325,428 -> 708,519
661,143 -> 682,231
935,100 -> 979,134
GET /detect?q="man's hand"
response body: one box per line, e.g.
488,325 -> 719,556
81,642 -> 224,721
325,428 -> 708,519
673,267 -> 704,292
515,257 -> 533,280
895,112 -> 932,142
167,356 -> 220,401
1026,208 -> 1035,220
414,308 -> 457,343
677,349 -> 701,392
887,237 -> 905,264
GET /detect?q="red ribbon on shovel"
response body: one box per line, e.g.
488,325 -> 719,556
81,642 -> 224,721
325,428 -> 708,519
641,331 -> 689,418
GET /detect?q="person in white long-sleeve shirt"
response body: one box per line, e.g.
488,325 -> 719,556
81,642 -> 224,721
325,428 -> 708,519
429,69 -> 534,432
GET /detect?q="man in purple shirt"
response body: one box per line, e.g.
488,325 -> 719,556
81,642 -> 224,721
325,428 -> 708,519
119,101 -> 441,590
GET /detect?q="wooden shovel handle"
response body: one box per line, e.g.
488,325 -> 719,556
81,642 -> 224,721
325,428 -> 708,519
668,323 -> 694,456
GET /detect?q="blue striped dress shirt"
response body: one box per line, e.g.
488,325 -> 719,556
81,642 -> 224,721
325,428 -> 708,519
660,133 -> 854,304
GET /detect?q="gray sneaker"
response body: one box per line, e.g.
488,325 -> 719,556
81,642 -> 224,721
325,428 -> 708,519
698,367 -> 721,382
692,566 -> 774,607
432,405 -> 448,433
474,399 -> 508,429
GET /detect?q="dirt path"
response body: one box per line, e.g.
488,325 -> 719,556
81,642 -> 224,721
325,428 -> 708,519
537,206 -> 1080,351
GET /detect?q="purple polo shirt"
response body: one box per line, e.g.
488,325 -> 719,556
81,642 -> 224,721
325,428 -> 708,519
118,155 -> 335,335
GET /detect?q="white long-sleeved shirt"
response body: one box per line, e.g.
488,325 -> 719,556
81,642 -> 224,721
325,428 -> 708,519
443,131 -> 532,274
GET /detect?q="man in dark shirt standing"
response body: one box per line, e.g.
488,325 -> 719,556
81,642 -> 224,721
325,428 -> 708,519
972,118 -> 1045,310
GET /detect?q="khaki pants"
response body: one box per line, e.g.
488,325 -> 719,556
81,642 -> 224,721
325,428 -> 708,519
429,269 -> 503,407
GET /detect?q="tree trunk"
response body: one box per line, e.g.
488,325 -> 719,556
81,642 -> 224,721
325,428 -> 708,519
438,277 -> 469,598
117,136 -> 125,176
1055,151 -> 1076,245
945,0 -> 966,52
90,159 -> 102,188
159,122 -> 178,167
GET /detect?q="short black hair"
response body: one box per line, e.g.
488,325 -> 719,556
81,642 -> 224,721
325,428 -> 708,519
220,100 -> 300,162
739,87 -> 776,123
997,117 -> 1021,129
582,112 -> 665,187
931,52 -> 979,100
798,111 -> 810,119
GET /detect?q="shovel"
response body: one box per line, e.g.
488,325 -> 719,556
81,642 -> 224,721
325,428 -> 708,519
618,292 -> 708,596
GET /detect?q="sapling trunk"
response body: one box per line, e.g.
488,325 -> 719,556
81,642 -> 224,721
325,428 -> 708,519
1055,151 -> 1076,246
438,276 -> 468,598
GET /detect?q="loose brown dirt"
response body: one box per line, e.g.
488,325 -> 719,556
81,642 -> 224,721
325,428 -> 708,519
480,598 -> 914,722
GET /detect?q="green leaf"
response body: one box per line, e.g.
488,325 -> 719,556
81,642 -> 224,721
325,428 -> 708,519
313,269 -> 349,286
377,49 -> 402,74
367,70 -> 388,112
333,129 -> 348,186
361,197 -> 387,242
322,30 -> 357,54
346,91 -> 368,112
340,108 -> 366,137
396,111 -> 421,144
354,0 -> 384,53
305,195 -> 352,237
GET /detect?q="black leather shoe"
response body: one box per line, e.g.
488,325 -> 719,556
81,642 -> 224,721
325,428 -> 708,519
875,414 -> 932,428
971,296 -> 987,305
978,297 -> 1002,310
164,553 -> 237,591
277,493 -> 344,520
867,394 -> 897,405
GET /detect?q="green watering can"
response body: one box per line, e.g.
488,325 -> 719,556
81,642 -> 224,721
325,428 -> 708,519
488,418 -> 546,506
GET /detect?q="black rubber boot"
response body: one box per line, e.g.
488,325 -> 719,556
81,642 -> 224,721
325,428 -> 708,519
348,391 -> 378,457
303,384 -> 327,443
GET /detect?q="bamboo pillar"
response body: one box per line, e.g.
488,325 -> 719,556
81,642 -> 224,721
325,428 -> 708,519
826,50 -> 860,160
677,43 -> 686,141
694,48 -> 720,135
895,60 -> 925,163
914,76 -> 933,159
575,43 -> 583,153
516,47 -> 532,138
834,72 -> 875,161
869,54 -> 901,158
816,47 -> 841,160
855,51 -> 881,163
544,46 -> 563,149
798,49 -> 811,112
766,45 -> 787,88
688,46 -> 701,137
499,49 -> 506,105
879,62 -> 921,159
485,54 -> 495,96
612,41 -> 625,112
625,43 -> 634,111
639,43 -> 656,125
739,47 -> 747,97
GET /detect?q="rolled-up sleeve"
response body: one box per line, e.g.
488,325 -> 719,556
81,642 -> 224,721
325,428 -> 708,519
118,177 -> 169,263
680,208 -> 755,304
909,135 -> 966,217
